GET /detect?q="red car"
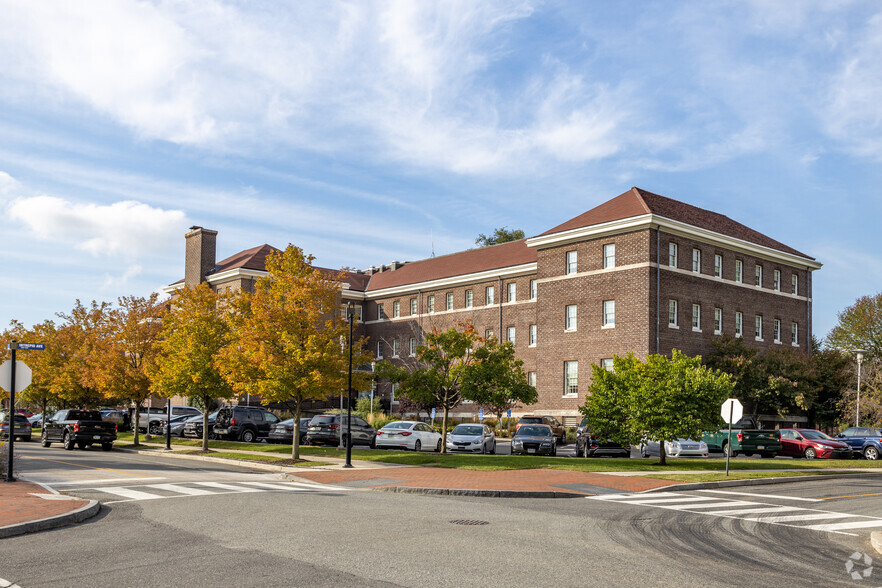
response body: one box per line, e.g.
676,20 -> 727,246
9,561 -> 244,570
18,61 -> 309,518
779,428 -> 851,459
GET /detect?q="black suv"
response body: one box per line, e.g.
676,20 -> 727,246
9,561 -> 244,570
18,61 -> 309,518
213,406 -> 281,443
575,427 -> 631,458
306,414 -> 376,448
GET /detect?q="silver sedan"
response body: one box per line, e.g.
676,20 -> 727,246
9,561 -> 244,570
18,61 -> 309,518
641,438 -> 708,458
446,424 -> 496,454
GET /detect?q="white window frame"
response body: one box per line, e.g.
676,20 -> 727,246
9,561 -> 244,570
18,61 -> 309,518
791,273 -> 798,295
410,298 -> 417,315
563,361 -> 578,397
566,250 -> 578,274
692,304 -> 701,331
669,299 -> 679,328
735,311 -> 743,338
530,279 -> 537,300
377,340 -> 384,359
377,304 -> 385,320
392,300 -> 400,318
465,289 -> 473,308
773,269 -> 781,292
735,259 -> 743,283
603,243 -> 615,269
392,339 -> 400,358
529,324 -> 537,347
714,307 -> 722,335
486,286 -> 495,305
600,358 -> 614,371
507,283 -> 516,303
427,295 -> 435,314
791,322 -> 799,346
602,300 -> 615,328
446,292 -> 453,311
692,248 -> 701,273
565,305 -> 577,331
409,338 -> 417,357
755,264 -> 763,287
527,371 -> 536,387
714,254 -> 722,278
755,315 -> 763,341
485,329 -> 494,339
506,327 -> 516,345
774,319 -> 781,343
669,242 -> 678,267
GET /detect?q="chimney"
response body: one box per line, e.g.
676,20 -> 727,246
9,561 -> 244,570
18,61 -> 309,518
184,226 -> 218,286
390,261 -> 401,271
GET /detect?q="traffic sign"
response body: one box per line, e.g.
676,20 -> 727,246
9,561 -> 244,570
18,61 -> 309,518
721,398 -> 743,425
479,409 -> 484,421
431,408 -> 436,419
0,360 -> 31,393
506,409 -> 511,418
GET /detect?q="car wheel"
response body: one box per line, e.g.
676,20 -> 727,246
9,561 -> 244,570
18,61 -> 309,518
240,429 -> 256,443
864,446 -> 879,461
435,439 -> 442,453
63,432 -> 75,451
490,442 -> 496,455
370,437 -> 377,449
101,443 -> 113,451
722,443 -> 737,458
414,440 -> 422,452
551,443 -> 557,457
804,447 -> 817,459
41,434 -> 51,448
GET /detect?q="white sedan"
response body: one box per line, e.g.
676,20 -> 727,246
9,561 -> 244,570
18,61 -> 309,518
641,438 -> 708,458
375,421 -> 442,452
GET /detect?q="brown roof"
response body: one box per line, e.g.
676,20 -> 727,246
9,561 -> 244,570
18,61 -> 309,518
541,187 -> 813,260
365,239 -> 537,291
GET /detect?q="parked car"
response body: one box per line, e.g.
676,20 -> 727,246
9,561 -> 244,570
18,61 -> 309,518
182,412 -> 219,440
307,414 -> 376,448
41,409 -> 117,451
516,415 -> 566,445
159,415 -> 192,437
575,428 -> 631,458
511,424 -> 557,456
375,421 -> 441,452
137,406 -> 202,433
0,413 -> 32,442
835,427 -> 882,461
213,406 -> 280,442
640,438 -> 708,458
446,423 -> 496,454
268,418 -> 312,445
27,413 -> 45,427
779,428 -> 852,459
16,408 -> 33,418
702,417 -> 781,458
100,409 -> 132,432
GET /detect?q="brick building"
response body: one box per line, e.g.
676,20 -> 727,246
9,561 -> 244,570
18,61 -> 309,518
167,188 -> 821,424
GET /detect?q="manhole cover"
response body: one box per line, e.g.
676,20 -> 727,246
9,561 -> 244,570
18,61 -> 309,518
449,519 -> 489,526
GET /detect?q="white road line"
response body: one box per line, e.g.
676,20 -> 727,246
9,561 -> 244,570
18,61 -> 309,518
48,477 -> 166,486
800,520 -> 882,532
592,493 -> 683,500
743,512 -> 858,523
95,487 -> 165,501
698,489 -> 821,502
238,482 -> 311,491
701,506 -> 800,516
144,483 -> 217,496
624,496 -> 726,505
193,482 -> 262,493
665,501 -> 762,510
283,481 -> 351,492
0,578 -> 22,588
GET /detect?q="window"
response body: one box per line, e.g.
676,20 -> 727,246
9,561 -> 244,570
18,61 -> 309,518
692,248 -> 701,273
392,339 -> 400,357
755,264 -> 763,287
530,279 -> 537,300
377,304 -> 385,320
714,308 -> 722,334
446,292 -> 453,311
529,324 -> 537,346
427,295 -> 435,314
735,312 -> 743,337
506,327 -> 516,345
507,283 -> 516,302
565,305 -> 577,331
774,319 -> 781,343
755,315 -> 763,340
773,269 -> 781,291
486,286 -> 495,305
410,298 -> 417,315
564,361 -> 578,396
600,358 -> 614,371
391,382 -> 398,402
603,244 -> 615,269
692,304 -> 701,331
603,300 -> 615,327
527,371 -> 536,387
735,259 -> 743,283
566,250 -> 578,274
714,254 -> 722,278
376,341 -> 384,359
669,242 -> 678,267
791,273 -> 798,295
393,301 -> 400,318
409,338 -> 417,356
791,322 -> 799,346
668,300 -> 678,327
485,329 -> 494,339
465,289 -> 473,308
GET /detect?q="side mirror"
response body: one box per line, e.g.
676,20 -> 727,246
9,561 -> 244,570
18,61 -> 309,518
836,433 -> 844,438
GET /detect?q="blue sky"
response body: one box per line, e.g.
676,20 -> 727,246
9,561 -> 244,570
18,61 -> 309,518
2,1 -> 881,341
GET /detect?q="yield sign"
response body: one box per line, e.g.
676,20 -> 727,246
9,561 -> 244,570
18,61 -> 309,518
721,398 -> 743,425
0,360 -> 32,393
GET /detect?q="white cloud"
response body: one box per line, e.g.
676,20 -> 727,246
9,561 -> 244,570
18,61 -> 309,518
101,264 -> 143,291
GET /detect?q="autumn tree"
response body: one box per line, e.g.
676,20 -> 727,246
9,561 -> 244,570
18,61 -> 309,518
219,245 -> 372,459
826,292 -> 882,360
581,351 -> 733,465
465,337 -> 537,421
705,335 -> 766,414
7,321 -> 64,427
54,300 -> 113,408
150,283 -> 235,451
475,227 -> 525,247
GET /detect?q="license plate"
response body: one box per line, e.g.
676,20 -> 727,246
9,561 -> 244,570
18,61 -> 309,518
528,448 -> 536,454
93,435 -> 101,440
757,445 -> 764,450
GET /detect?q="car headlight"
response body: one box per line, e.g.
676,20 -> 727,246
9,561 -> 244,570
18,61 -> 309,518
512,440 -> 522,447
541,441 -> 552,447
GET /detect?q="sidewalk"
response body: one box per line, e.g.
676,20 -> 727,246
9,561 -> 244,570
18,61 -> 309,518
0,480 -> 99,539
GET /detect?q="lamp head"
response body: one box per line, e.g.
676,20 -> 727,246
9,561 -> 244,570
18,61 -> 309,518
854,348 -> 866,362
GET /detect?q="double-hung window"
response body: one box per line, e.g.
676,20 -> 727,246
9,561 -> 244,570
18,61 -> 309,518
465,290 -> 473,308
603,244 -> 615,269
427,295 -> 435,314
791,273 -> 798,295
410,298 -> 417,315
564,361 -> 578,396
486,286 -> 495,305
755,264 -> 763,287
600,358 -> 614,371
392,339 -> 400,357
529,279 -> 537,300
529,324 -> 537,346
527,372 -> 536,387
714,254 -> 722,278
446,292 -> 453,311
774,319 -> 781,343
773,269 -> 781,291
791,322 -> 799,345
409,338 -> 417,356
565,305 -> 577,331
377,304 -> 386,320
392,301 -> 400,318
566,250 -> 578,274
714,308 -> 722,334
377,341 -> 384,359
755,315 -> 763,340
668,300 -> 678,327
692,304 -> 701,331
669,242 -> 678,267
507,283 -> 516,302
602,300 -> 615,327
735,260 -> 743,283
735,312 -> 743,337
506,327 -> 516,345
692,248 -> 701,273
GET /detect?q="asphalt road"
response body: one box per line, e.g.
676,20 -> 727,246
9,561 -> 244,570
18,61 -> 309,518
2,444 -> 879,587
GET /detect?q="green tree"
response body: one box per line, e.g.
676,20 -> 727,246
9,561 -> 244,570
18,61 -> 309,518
581,351 -> 733,465
150,283 -> 235,451
475,227 -> 525,247
826,292 -> 882,360
218,245 -> 372,459
705,335 -> 766,414
465,337 -> 537,421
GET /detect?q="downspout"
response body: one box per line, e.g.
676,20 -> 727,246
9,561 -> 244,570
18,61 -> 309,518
418,290 -> 423,340
656,227 -> 660,354
806,269 -> 811,355
498,276 -> 503,337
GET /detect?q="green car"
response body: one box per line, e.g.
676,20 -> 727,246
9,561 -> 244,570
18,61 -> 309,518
703,417 -> 781,458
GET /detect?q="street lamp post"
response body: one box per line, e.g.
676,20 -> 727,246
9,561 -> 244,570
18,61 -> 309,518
855,349 -> 866,427
344,302 -> 355,468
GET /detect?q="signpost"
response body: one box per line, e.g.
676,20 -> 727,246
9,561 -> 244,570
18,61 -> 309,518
720,398 -> 743,477
4,341 -> 43,482
479,409 -> 484,421
430,407 -> 436,426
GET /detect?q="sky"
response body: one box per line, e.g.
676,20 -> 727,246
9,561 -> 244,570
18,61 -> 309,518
2,0 -> 882,341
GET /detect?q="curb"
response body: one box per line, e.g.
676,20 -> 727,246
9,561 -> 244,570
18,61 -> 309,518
371,486 -> 583,498
113,447 -> 303,473
0,500 -> 100,539
641,471 -> 882,493
871,532 -> 882,555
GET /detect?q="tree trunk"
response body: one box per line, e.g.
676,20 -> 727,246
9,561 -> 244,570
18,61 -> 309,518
202,395 -> 211,452
133,404 -> 141,447
659,439 -> 667,466
292,399 -> 302,460
40,397 -> 47,430
441,404 -> 449,454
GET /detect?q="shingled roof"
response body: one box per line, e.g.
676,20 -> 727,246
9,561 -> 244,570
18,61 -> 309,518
541,187 -> 814,260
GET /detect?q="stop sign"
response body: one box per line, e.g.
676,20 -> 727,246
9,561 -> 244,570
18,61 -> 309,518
721,398 -> 743,424
0,360 -> 31,393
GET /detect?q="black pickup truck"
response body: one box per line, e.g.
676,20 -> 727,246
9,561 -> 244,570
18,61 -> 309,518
41,409 -> 117,451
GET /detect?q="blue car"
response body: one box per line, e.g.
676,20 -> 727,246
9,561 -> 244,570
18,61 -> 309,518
835,427 -> 882,461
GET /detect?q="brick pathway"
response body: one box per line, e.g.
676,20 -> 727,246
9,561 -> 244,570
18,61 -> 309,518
292,467 -> 677,494
0,481 -> 90,527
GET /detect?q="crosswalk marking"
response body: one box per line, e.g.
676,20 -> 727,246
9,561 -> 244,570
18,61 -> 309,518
703,506 -> 799,516
68,479 -> 351,504
665,501 -> 762,510
96,487 -> 165,501
742,512 -> 856,523
801,520 -> 882,532
192,482 -> 263,492
623,496 -> 724,505
698,489 -> 821,502
238,482 -> 311,491
145,483 -> 216,496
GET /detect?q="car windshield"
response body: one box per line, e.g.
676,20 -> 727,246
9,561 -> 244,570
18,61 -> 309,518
519,417 -> 543,424
801,430 -> 833,441
383,422 -> 414,430
452,425 -> 484,435
517,426 -> 551,437
68,410 -> 102,421
311,416 -> 337,425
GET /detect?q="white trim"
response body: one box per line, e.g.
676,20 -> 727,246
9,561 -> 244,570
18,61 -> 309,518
601,324 -> 615,329
365,262 -> 536,298
692,328 -> 702,333
538,262 -> 650,284
668,324 -> 680,330
526,214 -> 655,249
653,263 -> 810,302
208,267 -> 268,283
